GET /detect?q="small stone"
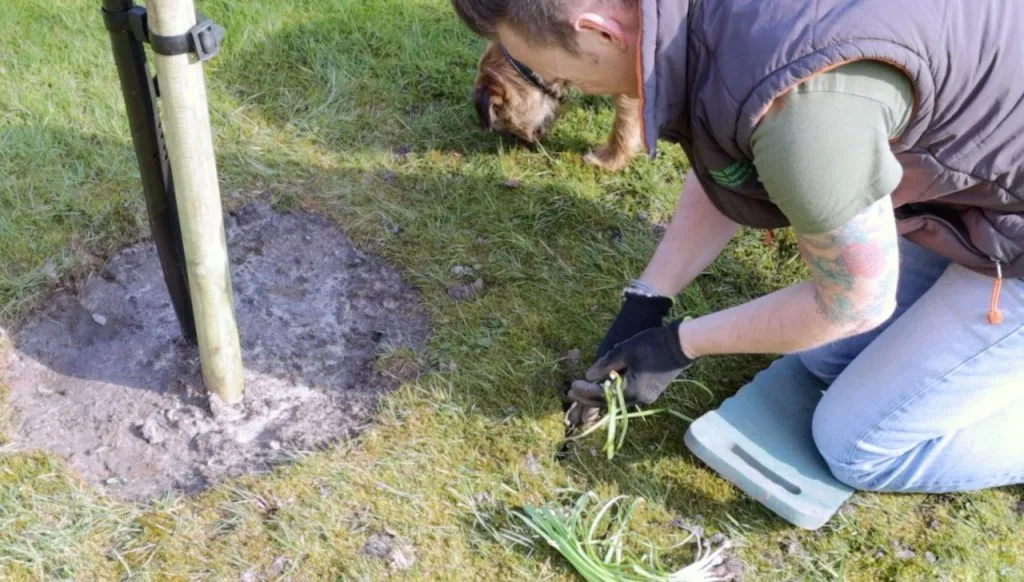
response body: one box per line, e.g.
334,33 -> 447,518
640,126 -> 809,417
270,556 -> 289,576
389,542 -> 416,571
105,477 -> 120,486
363,532 -> 416,571
446,278 -> 485,302
784,539 -> 801,556
451,265 -> 472,276
670,518 -> 703,537
503,178 -> 521,189
524,453 -> 542,475
269,440 -> 281,451
709,532 -> 727,545
363,534 -> 391,558
137,416 -> 167,445
895,549 -> 916,560
928,517 -> 941,530
234,204 -> 268,226
42,260 -> 59,281
875,551 -> 885,559
562,348 -> 582,366
381,170 -> 398,183
714,556 -> 745,581
925,551 -> 938,564
239,569 -> 259,582
92,313 -> 108,326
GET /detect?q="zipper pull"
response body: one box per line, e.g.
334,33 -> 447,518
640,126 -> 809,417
988,260 -> 1004,325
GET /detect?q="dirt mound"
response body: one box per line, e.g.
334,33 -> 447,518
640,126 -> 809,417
2,203 -> 429,500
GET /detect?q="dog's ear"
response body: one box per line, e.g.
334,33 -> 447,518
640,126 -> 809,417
473,84 -> 493,129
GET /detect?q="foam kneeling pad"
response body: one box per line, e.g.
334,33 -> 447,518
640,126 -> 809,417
683,355 -> 854,530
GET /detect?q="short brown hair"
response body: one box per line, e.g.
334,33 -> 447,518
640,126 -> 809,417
451,0 -> 581,51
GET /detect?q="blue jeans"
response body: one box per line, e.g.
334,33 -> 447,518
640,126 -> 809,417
798,239 -> 1024,493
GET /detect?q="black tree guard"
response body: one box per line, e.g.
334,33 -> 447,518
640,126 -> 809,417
101,0 -> 197,343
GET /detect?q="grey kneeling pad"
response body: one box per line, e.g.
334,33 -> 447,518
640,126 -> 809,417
683,355 -> 854,530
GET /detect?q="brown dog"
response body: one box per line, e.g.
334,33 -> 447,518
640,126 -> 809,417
473,41 -> 644,172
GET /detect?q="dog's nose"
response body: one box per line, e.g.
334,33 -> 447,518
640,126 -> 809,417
532,127 -> 544,142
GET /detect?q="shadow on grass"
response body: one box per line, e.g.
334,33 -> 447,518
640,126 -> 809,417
213,1 -> 621,161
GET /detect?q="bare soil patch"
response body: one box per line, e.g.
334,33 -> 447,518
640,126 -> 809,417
2,203 -> 429,500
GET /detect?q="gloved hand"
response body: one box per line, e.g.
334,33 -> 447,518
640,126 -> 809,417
568,320 -> 696,408
562,292 -> 674,426
595,292 -> 674,359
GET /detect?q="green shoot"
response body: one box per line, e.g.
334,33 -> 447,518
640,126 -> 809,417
564,372 -> 694,460
513,492 -> 731,582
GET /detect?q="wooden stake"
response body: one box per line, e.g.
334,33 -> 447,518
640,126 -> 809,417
147,0 -> 244,404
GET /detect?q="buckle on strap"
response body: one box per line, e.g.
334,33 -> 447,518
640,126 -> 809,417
101,5 -> 224,62
149,15 -> 225,62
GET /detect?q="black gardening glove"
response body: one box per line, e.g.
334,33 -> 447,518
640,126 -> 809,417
595,292 -> 674,359
562,292 -> 673,431
568,320 -> 695,408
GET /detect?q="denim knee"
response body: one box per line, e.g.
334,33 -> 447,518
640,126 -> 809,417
811,401 -> 904,492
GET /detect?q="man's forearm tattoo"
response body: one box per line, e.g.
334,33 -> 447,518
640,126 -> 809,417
797,197 -> 899,326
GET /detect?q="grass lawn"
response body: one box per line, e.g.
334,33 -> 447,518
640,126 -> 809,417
1,0 -> 1021,579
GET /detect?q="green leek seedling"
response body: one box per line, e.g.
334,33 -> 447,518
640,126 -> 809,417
514,492 -> 732,582
564,372 -> 694,460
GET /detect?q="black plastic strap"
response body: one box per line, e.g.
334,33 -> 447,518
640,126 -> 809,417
101,5 -> 224,62
150,16 -> 224,62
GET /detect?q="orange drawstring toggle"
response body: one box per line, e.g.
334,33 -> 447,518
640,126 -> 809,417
988,261 -> 1004,325
763,229 -> 776,246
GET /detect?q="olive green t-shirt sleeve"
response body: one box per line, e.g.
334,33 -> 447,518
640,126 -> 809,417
750,60 -> 913,234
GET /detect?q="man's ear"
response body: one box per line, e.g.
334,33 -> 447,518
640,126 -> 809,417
573,12 -> 628,50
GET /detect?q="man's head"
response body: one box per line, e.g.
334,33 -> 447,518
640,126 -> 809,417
453,0 -> 641,97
